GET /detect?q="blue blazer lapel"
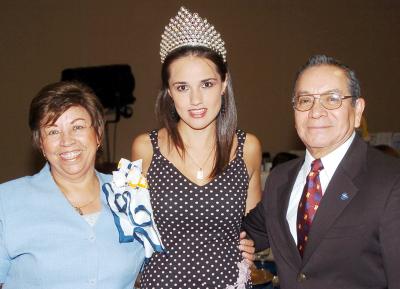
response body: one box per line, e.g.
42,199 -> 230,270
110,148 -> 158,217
302,135 -> 367,264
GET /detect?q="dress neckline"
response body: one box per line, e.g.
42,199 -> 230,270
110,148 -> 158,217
155,151 -> 243,188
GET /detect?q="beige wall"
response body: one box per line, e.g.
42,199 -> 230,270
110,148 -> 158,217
1,0 -> 400,182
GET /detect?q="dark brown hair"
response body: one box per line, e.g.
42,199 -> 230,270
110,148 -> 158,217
29,81 -> 105,149
155,46 -> 237,178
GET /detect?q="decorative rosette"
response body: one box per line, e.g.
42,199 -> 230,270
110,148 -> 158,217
103,158 -> 165,261
226,260 -> 251,289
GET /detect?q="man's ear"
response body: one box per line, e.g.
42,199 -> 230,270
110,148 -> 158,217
354,97 -> 365,128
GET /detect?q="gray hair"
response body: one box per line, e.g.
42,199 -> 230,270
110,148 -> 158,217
293,54 -> 361,105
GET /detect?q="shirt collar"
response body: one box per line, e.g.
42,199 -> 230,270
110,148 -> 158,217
304,132 -> 356,179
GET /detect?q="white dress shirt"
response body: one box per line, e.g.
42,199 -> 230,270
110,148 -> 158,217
286,132 -> 356,243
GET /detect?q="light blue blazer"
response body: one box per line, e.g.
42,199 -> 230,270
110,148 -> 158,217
0,164 -> 145,289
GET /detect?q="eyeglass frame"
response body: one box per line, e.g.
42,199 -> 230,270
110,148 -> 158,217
292,92 -> 355,111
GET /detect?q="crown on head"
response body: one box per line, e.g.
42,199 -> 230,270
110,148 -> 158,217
160,7 -> 227,63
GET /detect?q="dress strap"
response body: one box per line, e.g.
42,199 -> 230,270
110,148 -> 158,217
148,129 -> 160,153
236,129 -> 246,159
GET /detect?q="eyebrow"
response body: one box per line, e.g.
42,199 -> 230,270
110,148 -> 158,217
200,78 -> 217,82
171,81 -> 187,86
297,88 -> 342,95
43,118 -> 87,128
71,118 -> 87,124
171,78 -> 218,86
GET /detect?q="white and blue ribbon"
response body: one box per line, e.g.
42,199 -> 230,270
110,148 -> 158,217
103,158 -> 165,261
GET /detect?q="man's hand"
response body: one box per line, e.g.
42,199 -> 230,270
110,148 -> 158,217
239,231 -> 255,265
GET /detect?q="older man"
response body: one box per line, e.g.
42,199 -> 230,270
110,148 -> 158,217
243,54 -> 400,289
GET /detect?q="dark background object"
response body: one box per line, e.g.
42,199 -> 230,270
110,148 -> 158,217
271,152 -> 299,171
62,64 -> 137,170
61,64 -> 135,111
374,144 -> 400,158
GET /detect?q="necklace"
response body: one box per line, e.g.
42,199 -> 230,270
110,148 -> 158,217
54,176 -> 100,215
185,146 -> 215,180
70,193 -> 100,215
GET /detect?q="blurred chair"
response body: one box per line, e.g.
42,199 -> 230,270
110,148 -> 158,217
374,144 -> 400,158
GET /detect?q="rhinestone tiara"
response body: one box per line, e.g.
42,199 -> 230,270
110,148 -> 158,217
160,7 -> 227,63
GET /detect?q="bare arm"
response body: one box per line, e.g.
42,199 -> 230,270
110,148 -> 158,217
243,133 -> 262,214
131,133 -> 154,174
239,133 -> 262,263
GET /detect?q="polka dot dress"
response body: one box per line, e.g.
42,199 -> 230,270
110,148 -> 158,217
140,130 -> 251,289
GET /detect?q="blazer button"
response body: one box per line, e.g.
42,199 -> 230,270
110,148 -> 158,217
297,272 -> 307,282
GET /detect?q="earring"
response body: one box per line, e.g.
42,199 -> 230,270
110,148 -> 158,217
220,103 -> 226,114
171,107 -> 179,120
220,93 -> 226,114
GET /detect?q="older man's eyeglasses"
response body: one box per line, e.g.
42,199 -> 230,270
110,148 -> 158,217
293,92 -> 353,111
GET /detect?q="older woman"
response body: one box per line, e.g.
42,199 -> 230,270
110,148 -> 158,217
0,81 -> 144,288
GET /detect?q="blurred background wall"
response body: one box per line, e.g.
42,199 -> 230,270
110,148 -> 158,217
1,0 -> 399,182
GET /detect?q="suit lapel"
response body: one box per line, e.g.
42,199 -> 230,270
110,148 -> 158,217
273,158 -> 304,268
302,135 -> 367,264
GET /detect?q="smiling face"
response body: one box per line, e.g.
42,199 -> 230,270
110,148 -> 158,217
294,65 -> 365,158
40,106 -> 99,181
167,55 -> 227,131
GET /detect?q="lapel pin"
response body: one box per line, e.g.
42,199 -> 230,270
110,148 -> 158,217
340,192 -> 349,201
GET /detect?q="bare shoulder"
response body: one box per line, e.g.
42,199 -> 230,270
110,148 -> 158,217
243,133 -> 262,158
131,133 -> 152,158
242,132 -> 263,212
242,132 -> 262,172
131,132 -> 153,173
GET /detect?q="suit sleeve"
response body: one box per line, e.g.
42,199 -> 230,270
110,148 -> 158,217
380,174 -> 400,288
242,201 -> 270,252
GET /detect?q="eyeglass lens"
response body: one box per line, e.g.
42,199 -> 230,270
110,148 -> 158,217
295,93 -> 343,111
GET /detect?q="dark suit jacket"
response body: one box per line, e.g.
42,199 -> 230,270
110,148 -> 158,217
243,135 -> 400,289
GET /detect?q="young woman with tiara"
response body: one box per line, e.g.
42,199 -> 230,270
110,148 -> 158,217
132,7 -> 262,288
